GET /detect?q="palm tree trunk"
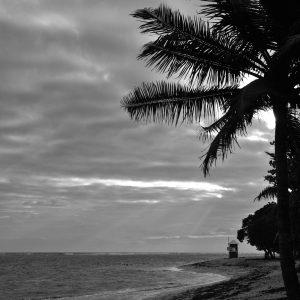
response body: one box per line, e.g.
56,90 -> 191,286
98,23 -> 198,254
274,100 -> 300,299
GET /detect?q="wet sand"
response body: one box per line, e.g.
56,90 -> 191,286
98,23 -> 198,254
151,256 -> 300,300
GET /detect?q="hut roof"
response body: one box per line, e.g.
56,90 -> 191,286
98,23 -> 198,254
229,240 -> 238,245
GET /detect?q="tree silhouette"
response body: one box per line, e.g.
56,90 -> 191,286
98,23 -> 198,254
122,1 -> 300,297
237,202 -> 278,259
256,134 -> 300,257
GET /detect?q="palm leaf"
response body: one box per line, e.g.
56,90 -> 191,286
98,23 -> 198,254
139,38 -> 241,86
121,81 -> 238,125
200,78 -> 274,175
133,4 -> 266,69
200,110 -> 253,175
202,0 -> 275,62
200,78 -> 277,142
133,5 -> 265,85
140,35 -> 263,86
255,186 -> 277,201
132,4 -> 204,37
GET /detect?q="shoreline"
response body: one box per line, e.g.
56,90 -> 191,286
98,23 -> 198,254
150,256 -> 297,300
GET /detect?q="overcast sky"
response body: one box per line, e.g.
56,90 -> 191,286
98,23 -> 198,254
0,0 -> 276,253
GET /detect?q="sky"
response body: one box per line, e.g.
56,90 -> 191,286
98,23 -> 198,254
0,0 -> 276,253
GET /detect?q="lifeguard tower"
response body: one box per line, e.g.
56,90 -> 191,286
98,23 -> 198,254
227,239 -> 238,258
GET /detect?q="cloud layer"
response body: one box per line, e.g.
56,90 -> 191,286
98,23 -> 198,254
0,0 -> 274,253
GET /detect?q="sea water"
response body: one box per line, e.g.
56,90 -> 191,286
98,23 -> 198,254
0,253 -> 227,300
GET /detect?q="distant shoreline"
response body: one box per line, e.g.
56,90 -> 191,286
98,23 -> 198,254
149,256 -> 295,300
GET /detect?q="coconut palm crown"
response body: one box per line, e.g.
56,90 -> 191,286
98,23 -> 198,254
121,1 -> 300,298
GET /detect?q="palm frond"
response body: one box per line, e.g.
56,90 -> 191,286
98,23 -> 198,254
200,79 -> 275,141
199,77 -> 298,175
133,5 -> 265,86
200,109 -> 253,175
255,186 -> 277,201
139,39 -> 239,86
199,113 -> 229,143
132,4 -> 204,37
133,4 -> 267,69
121,81 -> 238,125
200,78 -> 273,175
140,35 -> 263,86
202,0 -> 275,62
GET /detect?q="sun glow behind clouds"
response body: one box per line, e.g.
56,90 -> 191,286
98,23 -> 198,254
258,110 -> 275,130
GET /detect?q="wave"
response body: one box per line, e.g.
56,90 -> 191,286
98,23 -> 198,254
55,269 -> 228,300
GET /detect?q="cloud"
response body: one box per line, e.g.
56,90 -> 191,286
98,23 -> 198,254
42,176 -> 234,191
147,235 -> 181,240
186,234 -> 229,239
147,234 -> 232,240
244,129 -> 270,142
116,200 -> 160,205
32,13 -> 79,33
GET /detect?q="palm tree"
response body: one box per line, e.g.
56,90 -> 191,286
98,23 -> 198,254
121,1 -> 300,298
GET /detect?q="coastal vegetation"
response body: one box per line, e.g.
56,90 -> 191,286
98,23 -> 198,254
239,140 -> 300,259
237,202 -> 279,259
122,1 -> 300,298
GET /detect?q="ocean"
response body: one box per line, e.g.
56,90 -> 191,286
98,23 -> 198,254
0,252 -> 228,300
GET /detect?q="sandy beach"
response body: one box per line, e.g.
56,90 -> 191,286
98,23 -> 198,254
152,256 -> 300,300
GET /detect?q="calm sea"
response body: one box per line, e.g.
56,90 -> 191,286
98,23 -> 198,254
0,252 -> 227,300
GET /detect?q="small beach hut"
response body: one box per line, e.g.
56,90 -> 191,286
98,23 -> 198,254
227,239 -> 238,258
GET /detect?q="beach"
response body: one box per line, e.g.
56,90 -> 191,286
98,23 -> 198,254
152,257 -> 299,300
